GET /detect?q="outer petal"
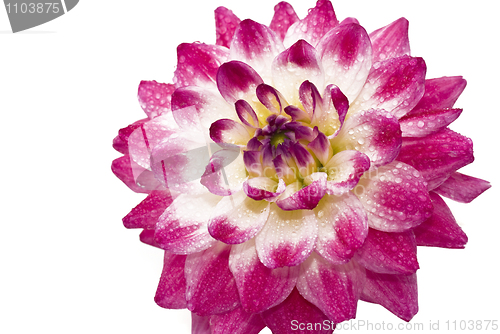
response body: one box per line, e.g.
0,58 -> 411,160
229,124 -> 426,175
209,307 -> 266,334
215,6 -> 241,48
412,76 -> 467,112
208,190 -> 270,244
256,204 -> 318,268
154,193 -> 220,254
217,61 -> 264,104
276,173 -> 327,210
323,150 -> 371,195
185,242 -> 240,315
173,43 -> 229,89
154,252 -> 187,309
314,193 -> 368,264
354,161 -> 433,232
316,23 -> 373,102
201,149 -> 246,196
111,155 -> 159,194
361,270 -> 418,322
399,108 -> 462,137
210,119 -> 252,146
355,228 -> 419,274
433,172 -> 491,203
412,192 -> 468,248
369,18 -> 410,62
351,55 -> 426,119
137,80 -> 175,119
262,288 -> 335,334
269,1 -> 299,41
192,314 -> 211,334
229,239 -> 299,313
112,119 -> 147,155
123,190 -> 173,229
296,252 -> 365,323
397,128 -> 474,190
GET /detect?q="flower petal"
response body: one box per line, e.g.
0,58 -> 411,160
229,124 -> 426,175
308,132 -> 333,166
229,238 -> 299,313
111,155 -> 160,194
355,161 -> 433,232
173,43 -> 229,89
283,0 -> 338,48
243,177 -> 286,201
185,242 -> 240,315
433,172 -> 491,203
355,228 -> 419,274
154,192 -> 220,254
215,6 -> 241,48
323,150 -> 371,195
201,148 -> 246,196
361,270 -> 418,322
399,108 -> 462,137
139,229 -> 160,248
296,252 -> 365,323
316,23 -> 373,102
276,173 -> 327,211
256,204 -> 318,268
412,192 -> 468,248
154,251 -> 187,309
412,76 -> 467,112
123,190 -> 173,229
113,119 -> 148,155
351,55 -> 426,118
262,288 -> 335,334
217,61 -> 264,104
269,1 -> 299,41
208,190 -> 270,244
137,80 -> 175,119
330,109 -> 401,168
314,193 -> 368,264
397,128 -> 474,189
192,313 -> 211,334
210,119 -> 252,146
369,18 -> 410,63
209,306 -> 266,334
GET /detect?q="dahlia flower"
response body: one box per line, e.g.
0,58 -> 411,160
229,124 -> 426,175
111,1 -> 490,333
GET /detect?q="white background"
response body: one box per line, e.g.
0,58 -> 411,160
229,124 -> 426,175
1,1 -> 498,333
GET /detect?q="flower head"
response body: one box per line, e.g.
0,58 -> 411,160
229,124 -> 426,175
112,1 -> 490,332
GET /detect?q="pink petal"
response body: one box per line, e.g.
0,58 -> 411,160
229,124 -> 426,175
276,173 -> 327,211
269,1 -> 299,41
369,18 -> 410,63
412,192 -> 468,248
173,43 -> 229,89
111,155 -> 160,194
323,150 -> 371,195
314,193 -> 368,264
397,128 -> 474,189
192,313 -> 211,334
262,288 -> 335,334
215,7 -> 241,48
139,228 -> 161,248
361,270 -> 418,321
209,119 -> 251,146
243,177 -> 286,201
316,23 -> 372,102
433,172 -> 491,203
154,193 -> 219,254
351,55 -> 426,118
208,190 -> 270,244
355,161 -> 433,232
185,242 -> 240,315
123,190 -> 173,229
209,307 -> 266,334
201,149 -> 246,196
256,84 -> 289,116
235,99 -> 259,128
412,76 -> 467,112
154,251 -> 187,309
229,239 -> 299,313
216,61 -> 264,104
296,252 -> 365,323
137,80 -> 175,119
355,228 -> 419,274
283,0 -> 338,48
113,119 -> 147,155
330,109 -> 401,168
298,80 -> 323,122
256,205 -> 318,268
399,108 -> 463,137
308,132 -> 333,166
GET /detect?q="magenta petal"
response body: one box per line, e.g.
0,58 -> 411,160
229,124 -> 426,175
209,119 -> 251,146
262,288 -> 335,334
215,7 -> 241,48
355,228 -> 419,274
137,80 -> 175,119
276,173 -> 327,211
434,172 -> 491,203
123,190 -> 173,229
269,1 -> 299,41
235,99 -> 259,128
399,108 -> 463,137
185,242 -> 240,315
361,270 -> 418,321
192,313 -> 211,334
308,132 -> 332,166
113,119 -> 147,155
111,155 -> 160,194
369,18 -> 410,62
412,76 -> 467,112
209,307 -> 266,334
296,252 -> 365,323
243,177 -> 286,201
256,205 -> 318,268
324,150 -> 371,195
154,251 -> 187,309
355,161 -> 433,232
412,192 -> 468,248
139,229 -> 161,248
217,61 -> 264,104
256,84 -> 288,115
229,239 -> 299,313
397,128 -> 474,189
173,43 -> 229,89
201,149 -> 246,196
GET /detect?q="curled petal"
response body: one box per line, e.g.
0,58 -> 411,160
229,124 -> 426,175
369,18 -> 410,62
209,306 -> 266,334
314,193 -> 368,264
210,119 -> 252,146
276,173 -> 327,211
137,80 -> 175,119
323,150 -> 371,195
215,7 -> 241,48
208,190 -> 270,244
201,148 -> 246,196
243,177 -> 286,201
298,80 -> 323,121
123,190 -> 173,229
434,172 -> 491,203
412,76 -> 467,111
235,99 -> 259,128
290,142 -> 317,177
229,239 -> 299,313
256,204 -> 318,268
399,108 -> 462,137
256,83 -> 289,117
154,252 -> 187,309
355,161 -> 433,232
308,132 -> 333,166
269,1 -> 299,41
217,61 -> 264,104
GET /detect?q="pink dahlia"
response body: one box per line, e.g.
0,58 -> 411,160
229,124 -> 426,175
112,1 -> 490,333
